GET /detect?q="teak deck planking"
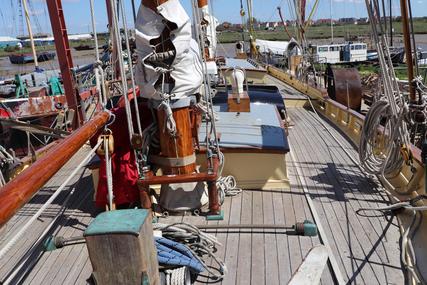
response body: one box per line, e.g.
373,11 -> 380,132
0,78 -> 404,284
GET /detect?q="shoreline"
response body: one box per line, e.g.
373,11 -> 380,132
1,34 -> 427,79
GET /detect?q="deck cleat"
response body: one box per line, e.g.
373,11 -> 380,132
43,236 -> 58,252
294,220 -> 318,237
206,210 -> 224,221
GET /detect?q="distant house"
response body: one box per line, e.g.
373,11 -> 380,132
264,22 -> 279,30
305,20 -> 315,26
0,36 -> 21,48
315,19 -> 336,25
222,22 -> 231,29
357,17 -> 369,24
338,18 -> 357,24
22,33 -> 93,46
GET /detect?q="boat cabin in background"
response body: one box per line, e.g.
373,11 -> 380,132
312,42 -> 368,63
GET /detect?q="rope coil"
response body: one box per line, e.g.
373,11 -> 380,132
153,222 -> 227,280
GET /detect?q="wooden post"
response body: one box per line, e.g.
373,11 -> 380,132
84,209 -> 160,285
208,156 -> 220,215
156,107 -> 196,175
228,92 -> 251,112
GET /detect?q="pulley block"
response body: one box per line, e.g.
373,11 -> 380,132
96,130 -> 114,156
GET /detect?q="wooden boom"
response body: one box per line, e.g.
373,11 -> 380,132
0,111 -> 110,227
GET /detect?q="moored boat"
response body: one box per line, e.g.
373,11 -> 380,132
8,51 -> 56,64
74,44 -> 95,51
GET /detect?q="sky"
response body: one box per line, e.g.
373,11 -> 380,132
0,0 -> 426,36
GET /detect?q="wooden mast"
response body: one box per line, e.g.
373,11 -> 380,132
22,0 -> 39,70
400,0 -> 416,102
46,0 -> 82,128
143,0 -> 197,175
137,0 -> 221,216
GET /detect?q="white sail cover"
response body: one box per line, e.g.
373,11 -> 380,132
255,39 -> 289,56
206,15 -> 219,58
135,0 -> 203,100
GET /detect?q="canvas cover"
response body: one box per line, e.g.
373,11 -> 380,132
135,0 -> 203,100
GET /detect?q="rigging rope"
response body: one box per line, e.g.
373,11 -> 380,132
0,140 -> 103,260
357,195 -> 427,284
359,0 -> 411,179
2,173 -> 94,285
191,0 -> 221,164
303,94 -> 424,283
118,0 -> 143,136
108,0 -> 135,142
107,0 -> 147,177
89,0 -> 108,107
103,129 -> 114,210
217,152 -> 241,205
153,222 -> 226,280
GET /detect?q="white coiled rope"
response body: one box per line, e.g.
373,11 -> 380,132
216,152 -> 241,205
358,99 -> 408,176
165,266 -> 188,285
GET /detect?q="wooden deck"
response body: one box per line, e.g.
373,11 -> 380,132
0,86 -> 404,284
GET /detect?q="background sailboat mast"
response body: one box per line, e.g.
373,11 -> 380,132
389,0 -> 393,46
330,0 -> 334,42
21,0 -> 39,69
399,0 -> 415,101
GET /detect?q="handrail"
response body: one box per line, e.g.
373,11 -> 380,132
0,111 -> 109,227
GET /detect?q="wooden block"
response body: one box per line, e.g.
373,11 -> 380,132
236,52 -> 248,59
228,91 -> 250,112
28,86 -> 47,97
84,209 -> 160,285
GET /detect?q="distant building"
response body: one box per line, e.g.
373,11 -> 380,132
315,19 -> 336,25
263,22 -> 279,30
357,17 -> 369,24
338,17 -> 357,24
305,20 -> 315,26
22,33 -> 93,46
0,36 -> 21,48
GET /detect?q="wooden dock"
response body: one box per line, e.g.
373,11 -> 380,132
0,80 -> 404,284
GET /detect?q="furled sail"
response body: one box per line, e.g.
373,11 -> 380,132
134,0 -> 203,100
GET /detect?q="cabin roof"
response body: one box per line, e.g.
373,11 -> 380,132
198,103 -> 289,152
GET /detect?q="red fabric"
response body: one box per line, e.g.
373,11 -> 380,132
0,108 -> 10,118
91,98 -> 151,208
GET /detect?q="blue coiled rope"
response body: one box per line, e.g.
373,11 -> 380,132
155,236 -> 204,273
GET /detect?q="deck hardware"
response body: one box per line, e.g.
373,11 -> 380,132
205,210 -> 224,221
96,130 -> 114,156
194,221 -> 317,236
294,220 -> 318,237
131,134 -> 144,150
43,235 -> 85,251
